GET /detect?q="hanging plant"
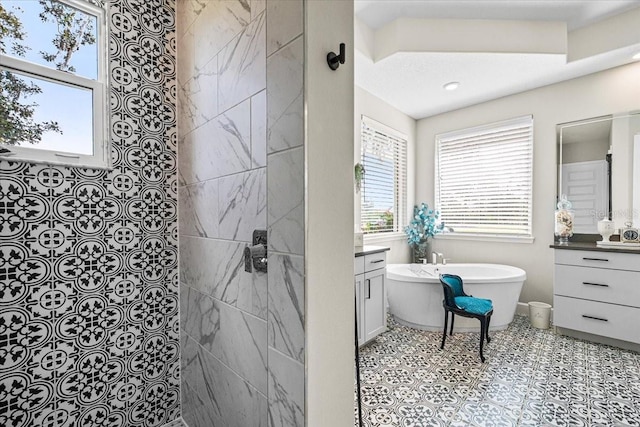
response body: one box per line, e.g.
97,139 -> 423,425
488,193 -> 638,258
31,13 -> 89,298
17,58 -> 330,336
354,163 -> 365,192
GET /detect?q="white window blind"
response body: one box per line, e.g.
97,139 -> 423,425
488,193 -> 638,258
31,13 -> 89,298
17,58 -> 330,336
360,116 -> 407,234
435,116 -> 533,237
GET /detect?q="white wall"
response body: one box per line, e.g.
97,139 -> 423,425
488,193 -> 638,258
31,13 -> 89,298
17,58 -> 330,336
562,138 -> 609,164
305,1 -> 355,425
416,62 -> 640,305
355,86 -> 417,263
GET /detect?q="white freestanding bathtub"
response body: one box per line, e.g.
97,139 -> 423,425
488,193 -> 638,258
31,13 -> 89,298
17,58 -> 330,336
386,264 -> 526,332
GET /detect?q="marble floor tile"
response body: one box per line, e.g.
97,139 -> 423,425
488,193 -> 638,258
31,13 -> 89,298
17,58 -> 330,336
356,315 -> 640,427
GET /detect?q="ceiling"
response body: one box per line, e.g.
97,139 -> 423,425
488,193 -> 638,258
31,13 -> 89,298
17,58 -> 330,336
355,0 -> 640,31
354,1 -> 640,120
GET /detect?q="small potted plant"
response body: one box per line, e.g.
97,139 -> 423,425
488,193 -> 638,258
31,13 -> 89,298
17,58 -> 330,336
404,203 -> 444,263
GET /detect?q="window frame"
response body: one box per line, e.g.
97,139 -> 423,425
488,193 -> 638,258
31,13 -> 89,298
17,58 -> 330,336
435,115 -> 534,242
360,115 -> 408,237
0,0 -> 110,169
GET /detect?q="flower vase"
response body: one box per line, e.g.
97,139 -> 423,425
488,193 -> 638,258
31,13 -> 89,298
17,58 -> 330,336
412,241 -> 431,263
555,195 -> 574,244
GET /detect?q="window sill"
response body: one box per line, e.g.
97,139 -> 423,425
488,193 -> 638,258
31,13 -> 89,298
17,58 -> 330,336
363,232 -> 407,244
0,153 -> 112,170
434,233 -> 535,244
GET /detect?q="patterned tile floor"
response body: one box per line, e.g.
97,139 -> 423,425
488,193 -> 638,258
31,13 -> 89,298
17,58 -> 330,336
355,315 -> 640,427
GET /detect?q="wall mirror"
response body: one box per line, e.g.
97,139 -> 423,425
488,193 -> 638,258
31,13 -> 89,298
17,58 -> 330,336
557,111 -> 640,234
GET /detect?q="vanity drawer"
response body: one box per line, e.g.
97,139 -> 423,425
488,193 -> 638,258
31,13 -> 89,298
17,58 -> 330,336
553,296 -> 640,344
554,265 -> 640,307
554,250 -> 640,272
364,253 -> 386,272
355,256 -> 365,275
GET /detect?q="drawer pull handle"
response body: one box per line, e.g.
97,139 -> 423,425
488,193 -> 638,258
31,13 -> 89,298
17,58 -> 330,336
582,257 -> 609,262
582,282 -> 609,287
582,314 -> 608,322
370,259 -> 385,264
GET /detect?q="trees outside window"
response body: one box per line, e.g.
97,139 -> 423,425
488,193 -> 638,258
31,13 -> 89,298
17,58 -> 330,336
0,0 -> 107,167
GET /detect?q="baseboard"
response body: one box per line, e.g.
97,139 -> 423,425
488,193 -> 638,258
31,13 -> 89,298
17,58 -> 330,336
516,302 -> 554,323
516,302 -> 529,317
556,327 -> 640,353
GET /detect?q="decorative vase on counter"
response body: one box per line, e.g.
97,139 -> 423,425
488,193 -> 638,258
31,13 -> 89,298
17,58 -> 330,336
554,195 -> 574,244
597,218 -> 615,242
412,241 -> 431,264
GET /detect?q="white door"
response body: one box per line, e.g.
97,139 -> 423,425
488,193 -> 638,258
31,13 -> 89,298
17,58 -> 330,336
562,160 -> 608,233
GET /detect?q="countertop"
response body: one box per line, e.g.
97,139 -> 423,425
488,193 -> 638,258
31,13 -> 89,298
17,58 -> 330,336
549,241 -> 640,254
355,245 -> 390,257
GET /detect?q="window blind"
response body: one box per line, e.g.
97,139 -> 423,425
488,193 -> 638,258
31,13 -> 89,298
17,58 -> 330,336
435,116 -> 533,236
361,116 -> 407,234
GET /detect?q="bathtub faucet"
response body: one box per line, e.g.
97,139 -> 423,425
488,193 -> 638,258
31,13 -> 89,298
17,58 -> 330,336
432,252 -> 444,265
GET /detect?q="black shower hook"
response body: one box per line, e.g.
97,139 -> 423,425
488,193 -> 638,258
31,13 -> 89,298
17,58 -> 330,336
327,43 -> 346,70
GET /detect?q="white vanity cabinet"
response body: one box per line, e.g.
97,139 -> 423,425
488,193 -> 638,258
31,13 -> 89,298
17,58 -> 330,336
355,248 -> 388,346
553,248 -> 640,345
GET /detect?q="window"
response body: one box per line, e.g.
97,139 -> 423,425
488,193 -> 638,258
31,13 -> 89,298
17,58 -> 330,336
435,116 -> 533,238
360,116 -> 407,234
0,0 -> 108,168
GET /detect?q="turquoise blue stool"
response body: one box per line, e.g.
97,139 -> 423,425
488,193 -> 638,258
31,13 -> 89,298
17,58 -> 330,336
439,274 -> 494,362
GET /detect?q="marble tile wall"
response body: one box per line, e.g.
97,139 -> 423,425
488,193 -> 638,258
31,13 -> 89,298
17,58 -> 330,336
265,2 -> 306,426
177,1 -> 304,426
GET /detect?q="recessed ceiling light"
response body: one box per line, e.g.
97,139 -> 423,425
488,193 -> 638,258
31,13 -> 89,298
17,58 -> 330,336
443,81 -> 460,91
633,52 -> 640,60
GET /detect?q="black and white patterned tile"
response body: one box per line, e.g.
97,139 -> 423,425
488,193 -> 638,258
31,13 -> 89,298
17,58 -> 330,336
356,315 -> 640,427
162,418 -> 187,427
0,1 -> 179,426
